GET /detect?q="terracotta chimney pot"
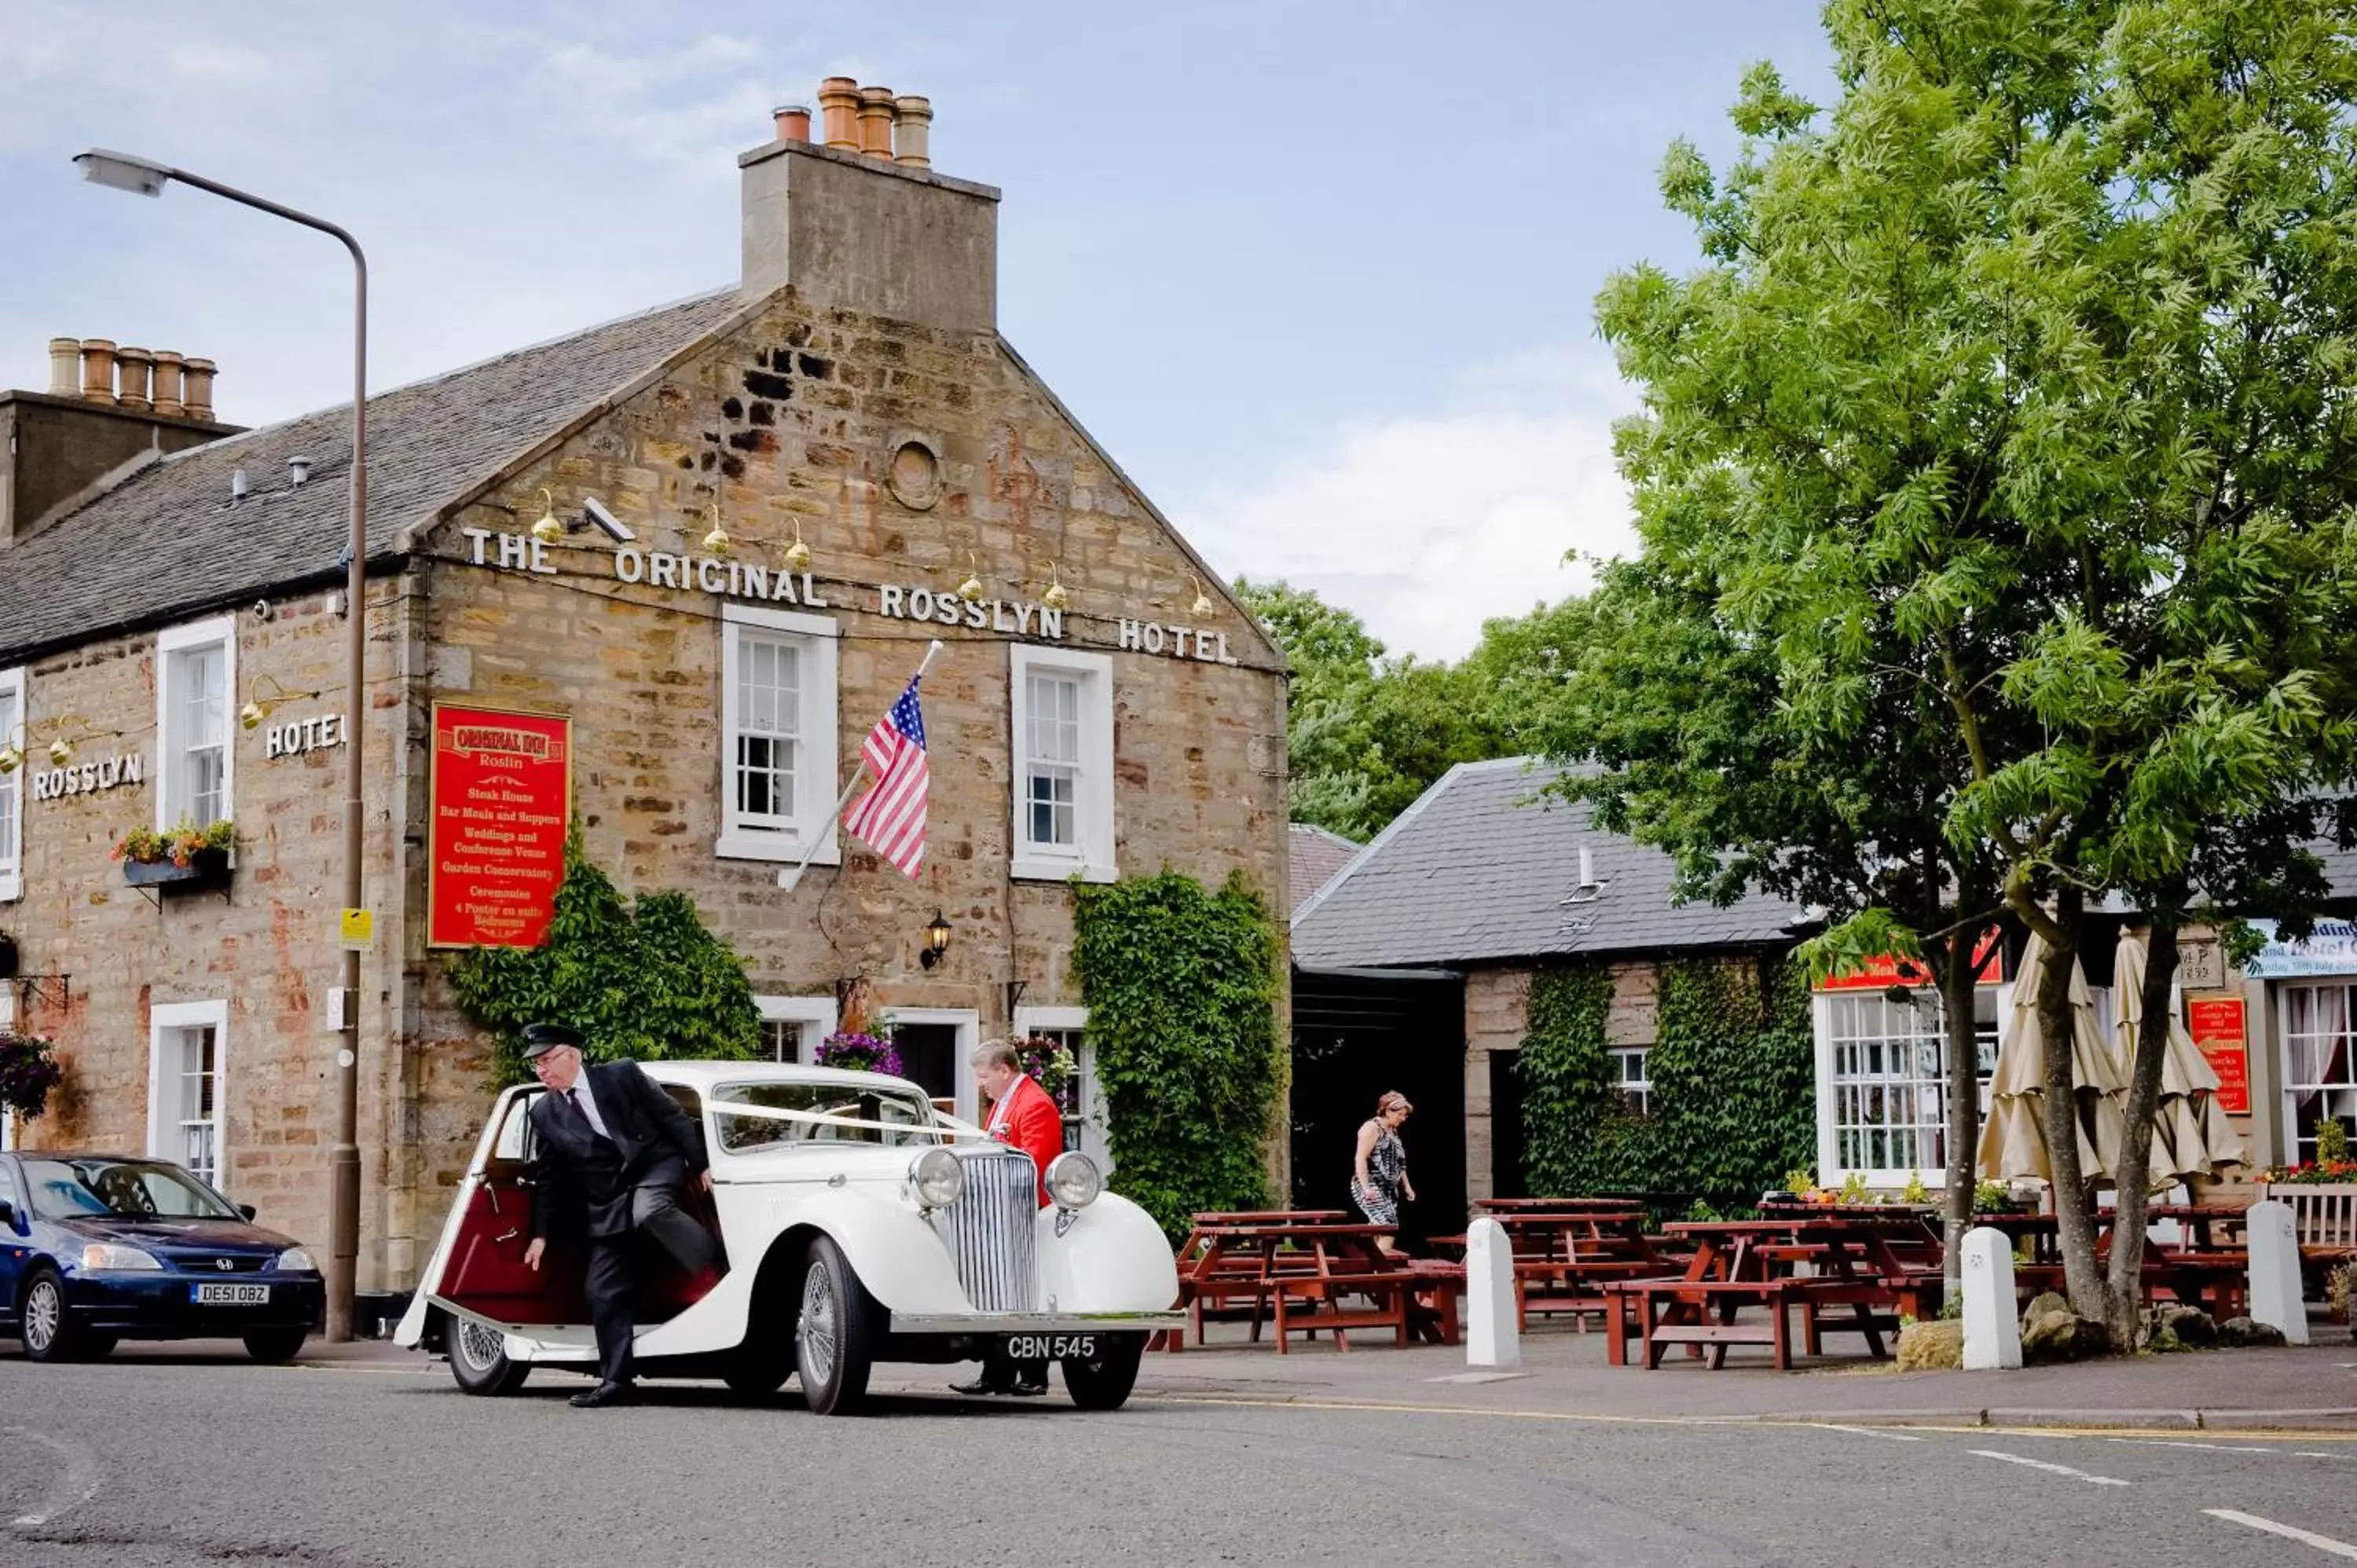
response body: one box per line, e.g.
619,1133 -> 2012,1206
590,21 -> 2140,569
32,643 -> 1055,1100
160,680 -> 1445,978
115,346 -> 154,412
80,339 -> 117,406
47,338 -> 81,397
893,95 -> 933,168
818,77 -> 861,150
182,357 -> 218,422
774,103 -> 812,143
857,86 -> 896,159
151,350 -> 186,417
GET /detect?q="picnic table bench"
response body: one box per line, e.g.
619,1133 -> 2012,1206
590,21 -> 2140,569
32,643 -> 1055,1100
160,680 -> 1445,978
1170,1219 -> 1431,1353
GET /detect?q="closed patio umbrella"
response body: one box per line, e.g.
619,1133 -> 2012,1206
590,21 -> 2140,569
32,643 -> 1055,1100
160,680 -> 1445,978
1976,933 -> 2127,1184
2111,934 -> 2249,1182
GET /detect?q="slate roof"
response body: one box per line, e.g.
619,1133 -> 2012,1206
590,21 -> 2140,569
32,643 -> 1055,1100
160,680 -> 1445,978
1290,757 -> 1809,970
0,289 -> 743,664
1288,822 -> 1362,914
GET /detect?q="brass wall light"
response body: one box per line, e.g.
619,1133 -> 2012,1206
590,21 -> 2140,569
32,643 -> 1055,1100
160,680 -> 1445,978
919,910 -> 953,970
529,487 -> 564,545
956,551 -> 984,601
1040,562 -> 1071,612
1189,571 -> 1215,618
3,713 -> 93,772
240,674 -> 321,732
782,518 -> 812,573
701,503 -> 732,555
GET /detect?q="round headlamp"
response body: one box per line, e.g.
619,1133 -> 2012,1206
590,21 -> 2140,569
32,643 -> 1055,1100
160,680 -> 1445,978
908,1146 -> 965,1208
1044,1152 -> 1103,1212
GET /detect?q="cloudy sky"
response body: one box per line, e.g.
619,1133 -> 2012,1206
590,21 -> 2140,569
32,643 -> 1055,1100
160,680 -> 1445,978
1,2 -> 1834,659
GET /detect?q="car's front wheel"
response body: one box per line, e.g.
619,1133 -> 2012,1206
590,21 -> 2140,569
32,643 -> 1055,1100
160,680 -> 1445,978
445,1313 -> 531,1397
795,1236 -> 878,1416
243,1328 -> 309,1364
18,1268 -> 84,1363
1061,1333 -> 1146,1411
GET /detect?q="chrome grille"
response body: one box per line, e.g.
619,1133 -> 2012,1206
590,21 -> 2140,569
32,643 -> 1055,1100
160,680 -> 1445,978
941,1146 -> 1037,1311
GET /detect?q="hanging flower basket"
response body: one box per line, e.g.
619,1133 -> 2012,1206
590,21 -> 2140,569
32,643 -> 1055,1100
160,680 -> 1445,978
0,1031 -> 63,1122
816,1030 -> 904,1079
1012,1035 -> 1076,1098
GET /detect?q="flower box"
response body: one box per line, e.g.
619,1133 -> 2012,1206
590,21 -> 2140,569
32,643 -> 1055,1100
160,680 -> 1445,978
123,848 -> 233,891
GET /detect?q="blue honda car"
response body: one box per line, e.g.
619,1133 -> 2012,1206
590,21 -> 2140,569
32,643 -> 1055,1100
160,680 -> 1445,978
0,1152 -> 324,1362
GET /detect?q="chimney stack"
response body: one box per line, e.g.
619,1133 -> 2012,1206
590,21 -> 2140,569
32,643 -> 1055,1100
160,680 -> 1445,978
183,357 -> 217,422
47,338 -> 81,397
115,346 -> 154,412
151,350 -> 186,417
857,86 -> 896,159
818,77 -> 860,150
774,103 -> 812,143
893,96 -> 933,168
79,339 -> 117,405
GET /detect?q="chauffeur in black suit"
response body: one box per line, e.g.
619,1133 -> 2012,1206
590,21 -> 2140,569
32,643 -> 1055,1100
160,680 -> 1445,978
519,1024 -> 724,1408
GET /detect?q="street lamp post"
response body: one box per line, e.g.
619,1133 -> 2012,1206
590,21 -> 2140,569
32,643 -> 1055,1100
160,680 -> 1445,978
76,149 -> 369,1343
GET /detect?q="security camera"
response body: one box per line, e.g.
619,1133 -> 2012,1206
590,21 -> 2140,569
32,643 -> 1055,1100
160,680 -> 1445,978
251,599 -> 276,622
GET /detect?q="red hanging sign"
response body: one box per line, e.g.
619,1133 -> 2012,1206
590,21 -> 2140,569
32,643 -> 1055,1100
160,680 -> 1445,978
1816,928 -> 2005,991
427,704 -> 571,949
2187,995 -> 2251,1116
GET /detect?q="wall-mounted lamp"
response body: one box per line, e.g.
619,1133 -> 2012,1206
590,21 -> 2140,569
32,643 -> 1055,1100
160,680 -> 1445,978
701,502 -> 732,555
919,910 -> 953,970
956,551 -> 984,601
782,518 -> 812,573
1040,561 -> 1071,612
530,487 -> 565,546
2,713 -> 92,773
1189,571 -> 1215,618
240,674 -> 320,732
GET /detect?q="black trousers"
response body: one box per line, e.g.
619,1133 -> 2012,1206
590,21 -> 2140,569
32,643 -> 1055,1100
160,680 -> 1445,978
585,1181 -> 724,1386
977,1346 -> 1047,1389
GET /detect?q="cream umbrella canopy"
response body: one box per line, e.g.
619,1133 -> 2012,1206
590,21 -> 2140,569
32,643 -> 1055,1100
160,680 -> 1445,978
1976,933 -> 2129,1183
2111,934 -> 2250,1181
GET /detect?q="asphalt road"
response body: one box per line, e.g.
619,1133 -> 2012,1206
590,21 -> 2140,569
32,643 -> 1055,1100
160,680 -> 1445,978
7,1346 -> 2357,1566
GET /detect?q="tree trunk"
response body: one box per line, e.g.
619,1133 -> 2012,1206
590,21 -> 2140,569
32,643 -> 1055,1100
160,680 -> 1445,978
2102,918 -> 2179,1348
2026,884 -> 2108,1320
1938,929 -> 1982,1296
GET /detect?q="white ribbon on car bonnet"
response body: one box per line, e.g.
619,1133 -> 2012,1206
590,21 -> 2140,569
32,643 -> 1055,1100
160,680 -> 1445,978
706,1099 -> 993,1140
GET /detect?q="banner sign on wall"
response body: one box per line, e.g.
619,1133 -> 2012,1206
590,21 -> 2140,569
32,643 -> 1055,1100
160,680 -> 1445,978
427,704 -> 571,949
1816,928 -> 2006,992
2186,995 -> 2252,1116
2244,918 -> 2357,979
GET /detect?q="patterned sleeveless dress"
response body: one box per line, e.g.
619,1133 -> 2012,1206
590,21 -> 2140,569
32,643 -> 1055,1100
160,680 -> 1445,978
1352,1123 -> 1406,1226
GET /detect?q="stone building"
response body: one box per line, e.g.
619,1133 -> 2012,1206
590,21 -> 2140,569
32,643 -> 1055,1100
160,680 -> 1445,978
0,86 -> 1288,1308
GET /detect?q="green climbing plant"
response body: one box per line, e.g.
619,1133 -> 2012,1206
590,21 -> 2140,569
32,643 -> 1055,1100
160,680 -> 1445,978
1072,869 -> 1284,1240
1515,964 -> 1627,1197
449,825 -> 763,1083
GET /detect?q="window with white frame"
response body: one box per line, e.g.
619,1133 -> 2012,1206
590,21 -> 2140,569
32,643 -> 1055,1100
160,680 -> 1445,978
2282,981 -> 2357,1164
753,994 -> 838,1065
156,617 -> 235,830
1824,990 -> 1950,1178
148,1001 -> 228,1190
0,665 -> 22,903
1609,1046 -> 1651,1115
1008,646 -> 1116,882
1017,1005 -> 1109,1168
717,606 -> 839,864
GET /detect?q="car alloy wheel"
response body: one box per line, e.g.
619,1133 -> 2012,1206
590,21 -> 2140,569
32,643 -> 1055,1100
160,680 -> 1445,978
20,1273 -> 63,1360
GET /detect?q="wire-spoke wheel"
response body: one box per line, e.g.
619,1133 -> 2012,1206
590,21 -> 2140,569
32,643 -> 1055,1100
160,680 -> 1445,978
795,1236 -> 875,1416
446,1313 -> 531,1396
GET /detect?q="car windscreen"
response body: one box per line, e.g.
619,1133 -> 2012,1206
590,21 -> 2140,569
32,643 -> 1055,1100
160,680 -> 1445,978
22,1157 -> 240,1222
712,1082 -> 942,1153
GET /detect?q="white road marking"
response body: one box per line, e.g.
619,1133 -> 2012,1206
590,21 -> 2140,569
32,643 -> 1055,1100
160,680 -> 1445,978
2205,1509 -> 2357,1559
1820,1424 -> 1923,1442
1969,1449 -> 2130,1486
4,1427 -> 101,1528
2104,1438 -> 2286,1455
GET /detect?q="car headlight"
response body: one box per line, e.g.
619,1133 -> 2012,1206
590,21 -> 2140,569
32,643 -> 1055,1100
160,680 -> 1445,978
80,1243 -> 163,1271
1045,1152 -> 1103,1211
273,1247 -> 317,1273
908,1146 -> 965,1208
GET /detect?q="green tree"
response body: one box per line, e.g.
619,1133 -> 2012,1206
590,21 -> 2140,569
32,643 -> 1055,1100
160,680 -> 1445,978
1575,0 -> 2357,1341
450,826 -> 764,1082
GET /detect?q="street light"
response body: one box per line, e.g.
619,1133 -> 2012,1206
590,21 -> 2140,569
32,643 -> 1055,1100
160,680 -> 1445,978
78,148 -> 371,1344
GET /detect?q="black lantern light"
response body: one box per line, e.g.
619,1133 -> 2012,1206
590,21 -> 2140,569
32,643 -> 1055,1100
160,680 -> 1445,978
919,910 -> 953,969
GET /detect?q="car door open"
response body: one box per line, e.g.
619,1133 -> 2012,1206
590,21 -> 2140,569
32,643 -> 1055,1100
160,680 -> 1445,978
434,1090 -> 587,1328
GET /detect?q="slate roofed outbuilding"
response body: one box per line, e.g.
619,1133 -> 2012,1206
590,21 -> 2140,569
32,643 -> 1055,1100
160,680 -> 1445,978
0,288 -> 744,665
1289,756 -> 1809,971
1287,822 -> 1362,914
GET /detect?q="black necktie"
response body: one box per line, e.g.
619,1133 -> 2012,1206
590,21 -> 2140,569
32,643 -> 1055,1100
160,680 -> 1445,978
563,1089 -> 607,1140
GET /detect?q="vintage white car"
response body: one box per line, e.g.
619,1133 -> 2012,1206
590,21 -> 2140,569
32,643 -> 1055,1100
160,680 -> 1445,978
394,1061 -> 1180,1413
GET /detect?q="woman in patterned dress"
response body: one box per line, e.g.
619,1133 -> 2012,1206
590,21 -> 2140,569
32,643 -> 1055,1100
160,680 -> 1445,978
1351,1091 -> 1415,1250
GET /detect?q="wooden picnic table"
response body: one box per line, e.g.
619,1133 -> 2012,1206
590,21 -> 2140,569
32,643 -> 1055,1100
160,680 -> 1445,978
1962,1209 -> 2249,1318
1168,1219 -> 1445,1354
1605,1215 -> 1941,1372
1434,1209 -> 1681,1332
1475,1196 -> 1663,1214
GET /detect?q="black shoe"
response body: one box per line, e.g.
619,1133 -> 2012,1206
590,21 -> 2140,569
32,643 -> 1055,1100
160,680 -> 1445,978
1007,1379 -> 1048,1397
570,1380 -> 634,1408
951,1377 -> 1014,1396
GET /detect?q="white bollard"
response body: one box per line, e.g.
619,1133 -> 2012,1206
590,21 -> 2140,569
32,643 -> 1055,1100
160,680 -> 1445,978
1961,1225 -> 2022,1370
1465,1216 -> 1520,1368
2246,1198 -> 2310,1346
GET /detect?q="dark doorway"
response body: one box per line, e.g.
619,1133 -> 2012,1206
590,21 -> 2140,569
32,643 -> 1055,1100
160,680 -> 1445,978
893,1024 -> 958,1106
1488,1050 -> 1528,1200
1289,966 -> 1464,1254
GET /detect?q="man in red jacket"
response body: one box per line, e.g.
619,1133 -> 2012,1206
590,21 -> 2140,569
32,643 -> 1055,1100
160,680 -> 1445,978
952,1038 -> 1066,1397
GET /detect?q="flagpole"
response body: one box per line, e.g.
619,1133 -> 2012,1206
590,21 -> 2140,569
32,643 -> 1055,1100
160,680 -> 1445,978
778,638 -> 943,891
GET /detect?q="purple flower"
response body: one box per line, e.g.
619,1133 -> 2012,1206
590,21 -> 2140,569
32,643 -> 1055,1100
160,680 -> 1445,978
816,1031 -> 905,1079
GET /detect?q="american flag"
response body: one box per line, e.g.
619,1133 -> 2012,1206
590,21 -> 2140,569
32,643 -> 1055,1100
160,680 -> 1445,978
842,675 -> 929,877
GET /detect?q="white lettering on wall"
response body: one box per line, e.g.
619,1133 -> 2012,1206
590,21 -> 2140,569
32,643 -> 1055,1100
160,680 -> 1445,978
30,751 -> 143,802
1117,618 -> 1240,666
264,713 -> 346,760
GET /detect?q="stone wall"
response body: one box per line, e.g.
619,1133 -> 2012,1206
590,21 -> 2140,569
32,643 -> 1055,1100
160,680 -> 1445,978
1461,958 -> 1666,1203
